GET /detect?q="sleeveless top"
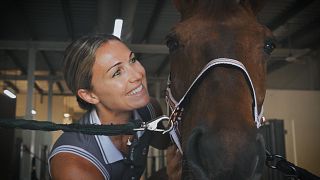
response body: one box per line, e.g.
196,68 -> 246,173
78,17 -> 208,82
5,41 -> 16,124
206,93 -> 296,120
48,103 -> 157,180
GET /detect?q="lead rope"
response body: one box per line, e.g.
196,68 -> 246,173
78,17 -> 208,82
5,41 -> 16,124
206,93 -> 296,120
0,115 -> 171,136
0,118 -> 140,135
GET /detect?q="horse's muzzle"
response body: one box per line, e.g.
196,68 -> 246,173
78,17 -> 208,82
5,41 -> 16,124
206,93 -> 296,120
185,126 -> 266,180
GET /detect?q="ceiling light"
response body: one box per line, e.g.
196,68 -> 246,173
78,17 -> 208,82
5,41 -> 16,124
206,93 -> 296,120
31,109 -> 37,115
113,19 -> 123,39
64,113 -> 70,118
3,89 -> 16,99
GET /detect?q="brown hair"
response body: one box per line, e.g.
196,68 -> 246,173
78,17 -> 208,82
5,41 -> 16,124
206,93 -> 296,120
63,34 -> 121,110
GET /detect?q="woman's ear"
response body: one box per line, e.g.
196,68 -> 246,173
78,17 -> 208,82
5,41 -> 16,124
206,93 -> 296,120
77,89 -> 99,105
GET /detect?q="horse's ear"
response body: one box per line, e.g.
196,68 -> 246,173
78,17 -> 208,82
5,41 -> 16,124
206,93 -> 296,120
239,0 -> 266,16
173,0 -> 182,13
172,0 -> 197,19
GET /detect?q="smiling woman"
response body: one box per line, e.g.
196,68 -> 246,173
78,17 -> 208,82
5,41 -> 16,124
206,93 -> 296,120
88,41 -> 150,115
48,34 -> 170,180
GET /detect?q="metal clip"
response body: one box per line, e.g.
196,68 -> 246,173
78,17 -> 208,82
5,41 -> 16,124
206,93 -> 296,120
163,107 -> 183,134
133,115 -> 169,132
163,120 -> 174,134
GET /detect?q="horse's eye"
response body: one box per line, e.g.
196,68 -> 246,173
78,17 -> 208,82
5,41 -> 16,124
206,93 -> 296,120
264,39 -> 276,55
166,36 -> 180,53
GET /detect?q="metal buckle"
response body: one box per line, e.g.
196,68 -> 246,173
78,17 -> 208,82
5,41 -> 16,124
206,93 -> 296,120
133,115 -> 170,132
163,107 -> 184,134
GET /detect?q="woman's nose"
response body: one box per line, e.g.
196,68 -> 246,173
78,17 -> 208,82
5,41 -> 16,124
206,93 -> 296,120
128,66 -> 143,82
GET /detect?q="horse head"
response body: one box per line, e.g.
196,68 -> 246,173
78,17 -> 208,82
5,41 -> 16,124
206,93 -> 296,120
166,0 -> 275,179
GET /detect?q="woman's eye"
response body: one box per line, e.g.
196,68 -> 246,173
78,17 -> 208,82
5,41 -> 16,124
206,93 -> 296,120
112,69 -> 121,77
129,57 -> 137,64
264,40 -> 276,55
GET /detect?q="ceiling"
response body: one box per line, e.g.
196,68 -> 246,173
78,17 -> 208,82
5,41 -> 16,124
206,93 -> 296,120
0,0 -> 320,100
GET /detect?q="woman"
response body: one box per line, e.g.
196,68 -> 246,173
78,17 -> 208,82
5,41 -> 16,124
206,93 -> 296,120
49,34 -> 170,180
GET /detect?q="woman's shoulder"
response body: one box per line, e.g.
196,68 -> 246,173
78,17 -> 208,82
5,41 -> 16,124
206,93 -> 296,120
48,128 -> 110,179
49,111 -> 100,160
50,152 -> 105,180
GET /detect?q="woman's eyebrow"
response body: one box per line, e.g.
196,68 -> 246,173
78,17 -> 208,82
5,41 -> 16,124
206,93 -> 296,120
106,62 -> 121,72
106,52 -> 133,72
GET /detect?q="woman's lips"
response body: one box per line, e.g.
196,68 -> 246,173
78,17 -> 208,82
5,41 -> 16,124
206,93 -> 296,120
127,84 -> 143,96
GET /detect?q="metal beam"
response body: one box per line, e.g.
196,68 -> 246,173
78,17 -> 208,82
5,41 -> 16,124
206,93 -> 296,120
47,80 -> 53,121
279,18 -> 320,47
267,48 -> 311,73
3,80 -> 20,93
60,0 -> 74,40
42,92 -> 73,96
0,75 -> 63,81
40,51 -> 64,93
267,0 -> 315,31
270,48 -> 310,59
1,41 -> 311,57
5,50 -> 27,74
34,82 -> 44,95
26,48 -> 36,119
0,40 -> 69,51
140,0 -> 165,43
0,40 -> 170,54
0,71 -> 19,93
16,0 -> 62,95
5,50 -> 44,94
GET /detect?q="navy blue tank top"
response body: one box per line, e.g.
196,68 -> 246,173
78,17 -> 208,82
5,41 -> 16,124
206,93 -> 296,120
48,103 -> 157,180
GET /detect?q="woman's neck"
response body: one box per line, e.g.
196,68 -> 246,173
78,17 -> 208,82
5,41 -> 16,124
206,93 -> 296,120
94,104 -> 132,125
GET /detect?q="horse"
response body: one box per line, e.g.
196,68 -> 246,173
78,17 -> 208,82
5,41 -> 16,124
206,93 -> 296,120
165,0 -> 275,179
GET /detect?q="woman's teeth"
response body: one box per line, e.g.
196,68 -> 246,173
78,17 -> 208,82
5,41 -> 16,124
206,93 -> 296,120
128,85 -> 143,95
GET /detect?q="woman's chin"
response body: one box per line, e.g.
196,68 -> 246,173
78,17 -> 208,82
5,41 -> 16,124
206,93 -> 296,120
128,95 -> 150,109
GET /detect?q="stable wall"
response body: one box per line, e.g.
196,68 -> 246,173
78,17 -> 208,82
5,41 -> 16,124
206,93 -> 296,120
16,94 -> 66,143
264,89 -> 320,176
15,94 -> 80,180
15,94 -> 84,142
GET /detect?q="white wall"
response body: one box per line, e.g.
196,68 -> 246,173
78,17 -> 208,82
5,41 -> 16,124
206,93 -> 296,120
15,94 -> 78,179
264,89 -> 320,176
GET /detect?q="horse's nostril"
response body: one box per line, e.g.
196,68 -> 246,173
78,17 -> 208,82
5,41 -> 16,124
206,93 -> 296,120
186,127 -> 267,179
186,127 -> 203,162
186,127 -> 210,180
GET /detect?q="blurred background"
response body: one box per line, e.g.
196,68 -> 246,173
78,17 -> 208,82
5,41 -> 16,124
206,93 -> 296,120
0,0 -> 319,179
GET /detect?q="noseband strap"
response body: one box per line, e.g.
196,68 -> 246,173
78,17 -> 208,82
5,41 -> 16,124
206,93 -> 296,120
165,58 -> 264,153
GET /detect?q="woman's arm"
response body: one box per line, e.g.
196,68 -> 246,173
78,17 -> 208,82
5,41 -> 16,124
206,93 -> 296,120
50,153 -> 104,180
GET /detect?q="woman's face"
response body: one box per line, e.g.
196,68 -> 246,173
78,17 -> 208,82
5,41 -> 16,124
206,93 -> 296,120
90,40 -> 149,112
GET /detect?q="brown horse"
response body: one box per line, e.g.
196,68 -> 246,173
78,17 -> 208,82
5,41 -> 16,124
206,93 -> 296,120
165,0 -> 275,179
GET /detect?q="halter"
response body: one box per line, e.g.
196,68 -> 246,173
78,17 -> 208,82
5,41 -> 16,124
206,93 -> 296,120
165,58 -> 265,153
